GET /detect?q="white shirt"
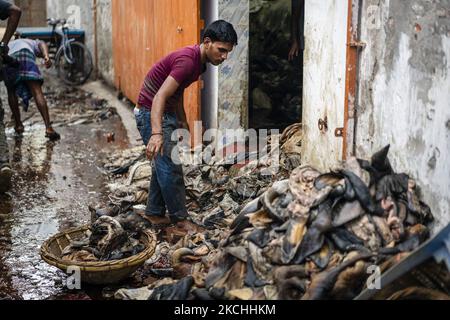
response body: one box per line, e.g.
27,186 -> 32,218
8,39 -> 43,57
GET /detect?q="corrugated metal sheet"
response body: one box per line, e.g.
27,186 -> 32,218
112,0 -> 201,131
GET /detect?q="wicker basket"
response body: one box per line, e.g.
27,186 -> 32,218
40,225 -> 157,285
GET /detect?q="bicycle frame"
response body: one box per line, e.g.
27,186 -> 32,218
44,18 -> 93,85
54,26 -> 76,65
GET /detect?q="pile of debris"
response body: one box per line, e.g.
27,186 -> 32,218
4,83 -> 119,133
46,87 -> 118,127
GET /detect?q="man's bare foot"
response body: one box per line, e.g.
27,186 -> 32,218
45,128 -> 61,141
14,125 -> 24,134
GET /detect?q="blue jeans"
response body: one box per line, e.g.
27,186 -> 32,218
134,107 -> 188,222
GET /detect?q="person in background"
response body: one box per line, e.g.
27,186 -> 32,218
6,38 -> 60,141
288,0 -> 305,61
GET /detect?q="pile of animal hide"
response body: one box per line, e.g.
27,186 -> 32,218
139,145 -> 443,300
61,214 -> 151,262
97,125 -> 446,300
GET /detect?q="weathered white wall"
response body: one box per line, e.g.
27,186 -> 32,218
357,0 -> 450,230
46,0 -> 114,84
95,0 -> 114,85
302,0 -> 348,170
47,0 -> 95,63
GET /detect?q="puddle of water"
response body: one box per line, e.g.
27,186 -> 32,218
0,111 -> 130,300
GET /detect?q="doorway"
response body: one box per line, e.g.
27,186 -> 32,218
249,0 -> 304,131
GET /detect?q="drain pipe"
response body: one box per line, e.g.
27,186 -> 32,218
343,0 -> 364,159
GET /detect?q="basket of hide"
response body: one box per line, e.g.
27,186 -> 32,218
40,215 -> 157,285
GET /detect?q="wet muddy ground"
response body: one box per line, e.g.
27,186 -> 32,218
0,77 -> 131,300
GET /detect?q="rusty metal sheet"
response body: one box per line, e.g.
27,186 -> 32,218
112,0 -> 201,135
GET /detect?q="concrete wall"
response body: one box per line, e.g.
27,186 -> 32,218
46,0 -> 114,84
46,0 -> 95,63
217,0 -> 249,139
356,0 -> 450,230
95,0 -> 114,85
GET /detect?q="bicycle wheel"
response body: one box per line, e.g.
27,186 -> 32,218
55,41 -> 93,86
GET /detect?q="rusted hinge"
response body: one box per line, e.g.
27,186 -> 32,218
335,128 -> 344,138
349,41 -> 366,49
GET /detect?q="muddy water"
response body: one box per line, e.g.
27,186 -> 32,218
0,109 -> 130,300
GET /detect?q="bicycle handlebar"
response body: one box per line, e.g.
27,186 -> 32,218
46,18 -> 67,27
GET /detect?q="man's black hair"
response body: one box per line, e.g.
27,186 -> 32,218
203,20 -> 238,46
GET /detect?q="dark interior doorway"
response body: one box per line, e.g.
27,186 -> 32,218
249,0 -> 304,131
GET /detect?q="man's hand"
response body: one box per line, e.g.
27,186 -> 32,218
44,56 -> 52,69
288,40 -> 300,61
146,134 -> 164,160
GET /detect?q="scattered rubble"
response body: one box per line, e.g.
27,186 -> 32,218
7,85 -> 119,131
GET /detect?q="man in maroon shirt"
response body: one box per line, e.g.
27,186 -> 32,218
135,20 -> 238,226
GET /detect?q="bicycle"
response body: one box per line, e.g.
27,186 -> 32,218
46,18 -> 93,86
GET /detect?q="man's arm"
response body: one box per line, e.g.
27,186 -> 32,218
146,75 -> 180,160
2,4 -> 21,45
37,41 -> 52,68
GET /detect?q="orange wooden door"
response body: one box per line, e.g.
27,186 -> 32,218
112,0 -> 201,137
